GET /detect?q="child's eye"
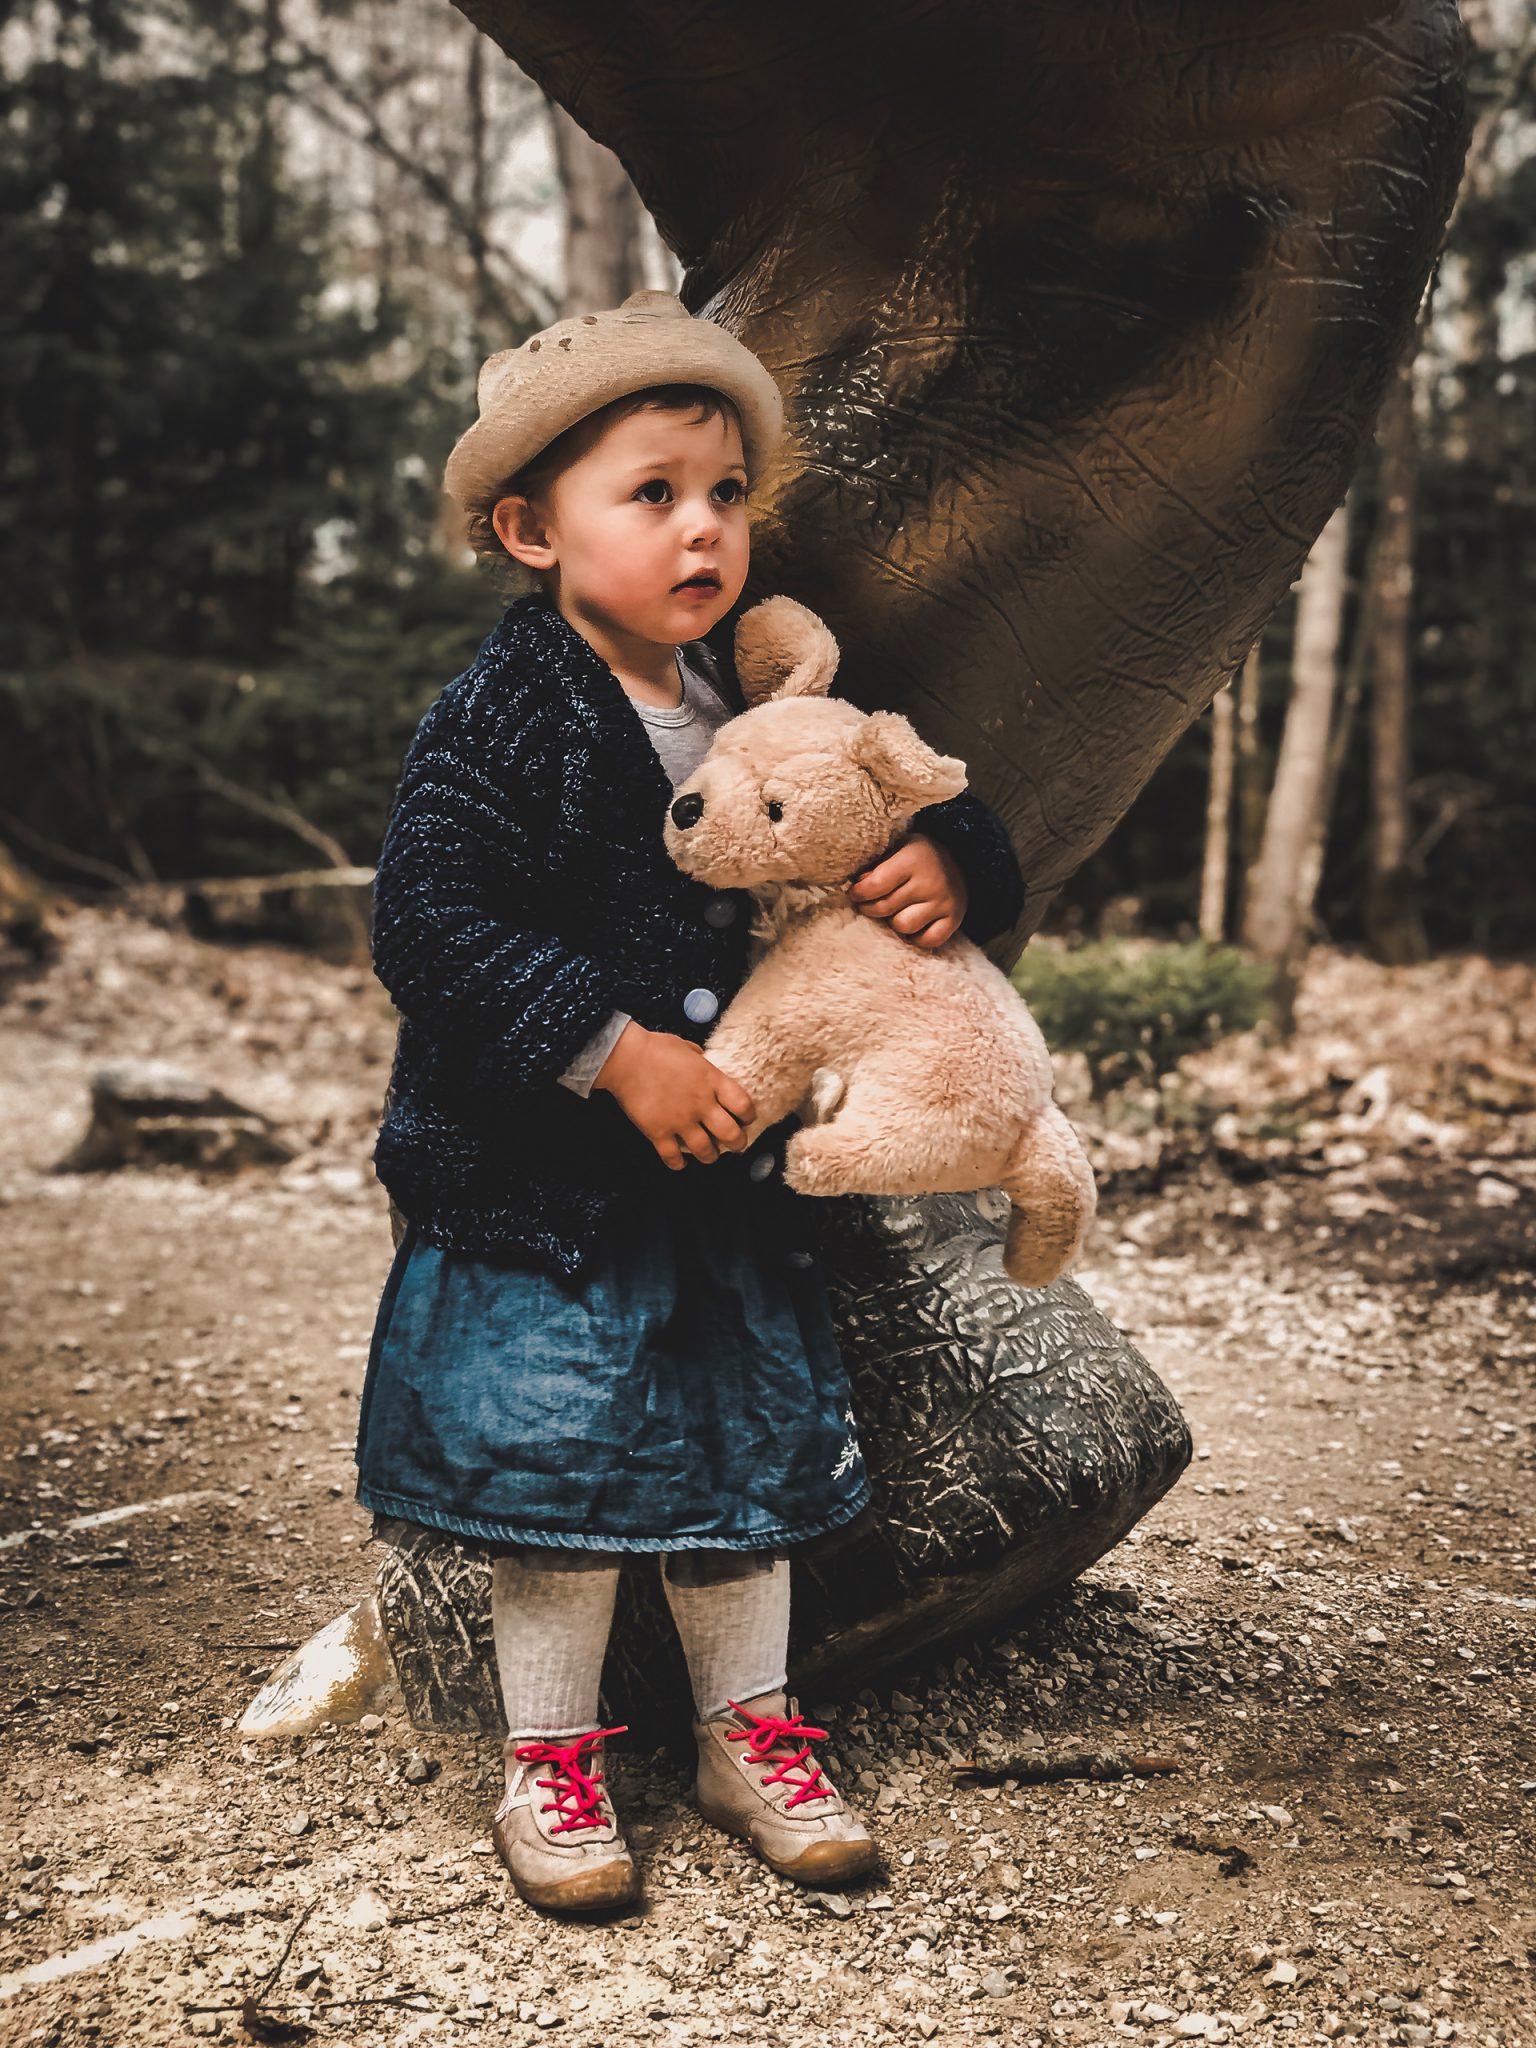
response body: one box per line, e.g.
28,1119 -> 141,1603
714,479 -> 748,504
635,479 -> 672,504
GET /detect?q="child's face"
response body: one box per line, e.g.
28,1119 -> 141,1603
503,406 -> 751,645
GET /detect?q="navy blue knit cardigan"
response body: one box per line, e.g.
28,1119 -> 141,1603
371,591 -> 1026,1278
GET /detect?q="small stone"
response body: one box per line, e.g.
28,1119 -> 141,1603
359,1714 -> 384,1735
890,1690 -> 919,1713
344,1886 -> 389,1931
1152,1909 -> 1180,1926
917,2021 -> 939,2042
1143,2004 -> 1177,2023
812,1890 -> 853,1918
535,2012 -> 562,2030
287,1811 -> 311,1837
402,1754 -> 432,1784
1176,2019 -> 1215,2040
1260,1805 -> 1294,1827
1264,1960 -> 1298,1986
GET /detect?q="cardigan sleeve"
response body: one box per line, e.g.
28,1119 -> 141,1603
370,698 -> 632,1098
909,787 -> 1026,947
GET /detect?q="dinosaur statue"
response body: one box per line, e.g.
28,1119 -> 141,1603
242,0 -> 1468,1741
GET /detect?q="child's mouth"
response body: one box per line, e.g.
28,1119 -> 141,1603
673,571 -> 721,593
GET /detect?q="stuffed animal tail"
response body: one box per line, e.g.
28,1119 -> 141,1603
998,1104 -> 1098,1289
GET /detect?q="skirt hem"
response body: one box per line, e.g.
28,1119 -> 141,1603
356,1479 -> 872,1555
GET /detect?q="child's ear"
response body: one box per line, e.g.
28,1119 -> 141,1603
735,595 -> 840,705
492,493 -> 556,573
851,711 -> 968,810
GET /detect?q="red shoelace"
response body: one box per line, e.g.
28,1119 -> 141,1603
512,1725 -> 627,1835
726,1702 -> 835,1810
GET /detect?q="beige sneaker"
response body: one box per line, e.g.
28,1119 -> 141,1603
694,1692 -> 879,1886
492,1725 -> 640,1913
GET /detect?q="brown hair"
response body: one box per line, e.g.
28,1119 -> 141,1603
460,383 -> 746,588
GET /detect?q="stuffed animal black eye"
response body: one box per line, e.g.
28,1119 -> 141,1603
765,799 -> 784,822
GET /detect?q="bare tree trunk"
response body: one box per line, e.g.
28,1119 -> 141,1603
1199,681 -> 1235,942
465,35 -> 496,339
1233,638 -> 1265,926
1364,353 -> 1429,965
1242,498 -> 1353,994
548,100 -> 648,316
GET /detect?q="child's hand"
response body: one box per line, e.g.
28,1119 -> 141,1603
595,1021 -> 756,1170
848,832 -> 967,948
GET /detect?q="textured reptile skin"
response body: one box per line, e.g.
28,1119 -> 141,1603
455,0 -> 1469,944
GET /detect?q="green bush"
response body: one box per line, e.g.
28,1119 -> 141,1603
1011,941 -> 1271,1093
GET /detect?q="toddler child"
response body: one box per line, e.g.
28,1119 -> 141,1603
356,290 -> 1026,1914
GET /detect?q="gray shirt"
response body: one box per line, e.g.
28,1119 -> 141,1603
558,642 -> 735,1096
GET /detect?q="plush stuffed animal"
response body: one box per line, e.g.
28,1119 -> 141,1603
664,595 -> 1097,1288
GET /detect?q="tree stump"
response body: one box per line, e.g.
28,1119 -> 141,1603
57,1062 -> 294,1173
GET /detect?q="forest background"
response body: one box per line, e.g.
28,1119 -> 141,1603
1,0 -> 1532,1016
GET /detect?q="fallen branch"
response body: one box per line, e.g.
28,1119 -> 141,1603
183,755 -> 354,873
122,866 -> 375,911
954,1748 -> 1182,1785
237,1900 -> 320,2042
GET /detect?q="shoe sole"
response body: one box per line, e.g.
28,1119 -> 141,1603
492,1832 -> 640,1914
696,1794 -> 879,1887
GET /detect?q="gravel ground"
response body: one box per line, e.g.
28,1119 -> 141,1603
2,913 -> 1534,2048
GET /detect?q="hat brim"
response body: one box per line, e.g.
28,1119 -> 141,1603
442,318 -> 785,519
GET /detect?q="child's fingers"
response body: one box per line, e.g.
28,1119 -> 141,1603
654,1133 -> 688,1171
849,850 -> 914,899
910,913 -> 960,948
890,897 -> 946,935
852,875 -> 927,917
701,1101 -> 750,1151
706,1068 -> 757,1127
680,1122 -> 723,1165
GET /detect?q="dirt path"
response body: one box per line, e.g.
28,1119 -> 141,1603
2,914 -> 1534,2048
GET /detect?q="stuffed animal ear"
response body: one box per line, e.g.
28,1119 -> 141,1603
734,595 -> 840,706
852,711 -> 969,810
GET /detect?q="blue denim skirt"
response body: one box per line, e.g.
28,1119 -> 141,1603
354,1150 -> 870,1553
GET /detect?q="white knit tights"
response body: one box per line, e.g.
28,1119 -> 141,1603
490,1555 -> 620,1740
490,1553 -> 792,1741
661,1560 -> 791,1721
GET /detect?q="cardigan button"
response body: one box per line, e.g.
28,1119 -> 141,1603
682,987 -> 719,1024
748,1152 -> 776,1183
703,894 -> 737,928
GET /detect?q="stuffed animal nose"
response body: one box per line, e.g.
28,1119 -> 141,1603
670,792 -> 705,829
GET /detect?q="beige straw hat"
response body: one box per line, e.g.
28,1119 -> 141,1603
442,290 -> 785,519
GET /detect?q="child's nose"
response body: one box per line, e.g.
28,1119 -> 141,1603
670,793 -> 704,829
